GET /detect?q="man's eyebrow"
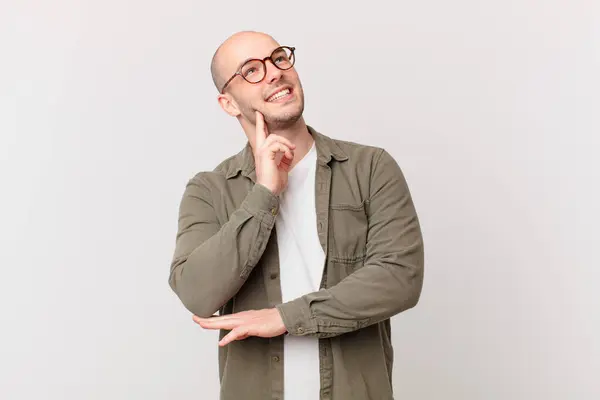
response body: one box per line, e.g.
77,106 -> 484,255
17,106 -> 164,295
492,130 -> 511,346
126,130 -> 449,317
234,57 -> 254,71
233,47 -> 279,71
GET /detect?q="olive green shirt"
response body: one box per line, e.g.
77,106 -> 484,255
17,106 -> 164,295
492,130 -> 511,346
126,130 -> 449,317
169,126 -> 424,400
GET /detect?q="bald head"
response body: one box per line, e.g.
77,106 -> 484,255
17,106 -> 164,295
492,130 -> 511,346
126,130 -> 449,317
211,31 -> 305,130
210,31 -> 280,92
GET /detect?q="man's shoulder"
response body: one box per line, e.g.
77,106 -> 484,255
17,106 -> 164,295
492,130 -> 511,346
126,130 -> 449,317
186,148 -> 245,187
331,136 -> 383,153
325,134 -> 389,166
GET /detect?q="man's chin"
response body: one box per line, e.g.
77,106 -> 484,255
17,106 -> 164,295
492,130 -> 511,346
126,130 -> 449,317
263,105 -> 304,129
267,112 -> 303,129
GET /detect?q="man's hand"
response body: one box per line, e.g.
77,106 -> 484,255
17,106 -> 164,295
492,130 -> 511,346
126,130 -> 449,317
193,308 -> 288,347
254,111 -> 295,196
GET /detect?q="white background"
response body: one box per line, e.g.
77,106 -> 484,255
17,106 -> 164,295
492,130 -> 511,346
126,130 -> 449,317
1,1 -> 599,399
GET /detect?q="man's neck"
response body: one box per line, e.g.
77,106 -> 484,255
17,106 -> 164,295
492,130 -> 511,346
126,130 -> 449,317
248,117 -> 314,170
268,119 -> 313,169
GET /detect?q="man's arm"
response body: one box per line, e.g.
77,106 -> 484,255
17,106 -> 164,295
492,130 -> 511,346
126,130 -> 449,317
170,113 -> 296,319
169,175 -> 279,318
276,148 -> 424,337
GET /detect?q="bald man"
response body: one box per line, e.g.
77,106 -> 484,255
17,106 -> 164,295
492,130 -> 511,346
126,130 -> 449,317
168,31 -> 424,400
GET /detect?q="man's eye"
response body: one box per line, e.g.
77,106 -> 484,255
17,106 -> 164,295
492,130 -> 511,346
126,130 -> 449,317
243,68 -> 256,77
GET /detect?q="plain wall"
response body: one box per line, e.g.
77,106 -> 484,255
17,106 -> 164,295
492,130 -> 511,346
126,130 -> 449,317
1,1 -> 598,399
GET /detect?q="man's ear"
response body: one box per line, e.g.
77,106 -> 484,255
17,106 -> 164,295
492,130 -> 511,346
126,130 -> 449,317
217,94 -> 241,117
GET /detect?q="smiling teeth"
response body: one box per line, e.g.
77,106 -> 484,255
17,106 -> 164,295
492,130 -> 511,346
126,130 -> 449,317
268,89 -> 290,102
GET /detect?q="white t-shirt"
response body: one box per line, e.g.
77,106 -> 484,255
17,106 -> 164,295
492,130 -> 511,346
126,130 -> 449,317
275,140 -> 324,400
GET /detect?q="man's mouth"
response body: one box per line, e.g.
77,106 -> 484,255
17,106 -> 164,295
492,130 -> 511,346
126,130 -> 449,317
266,87 -> 293,102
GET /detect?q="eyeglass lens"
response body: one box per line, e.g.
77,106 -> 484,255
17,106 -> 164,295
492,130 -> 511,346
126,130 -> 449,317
240,47 -> 295,83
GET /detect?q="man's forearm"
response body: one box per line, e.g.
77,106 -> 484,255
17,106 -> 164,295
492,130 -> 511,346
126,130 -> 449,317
276,249 -> 424,338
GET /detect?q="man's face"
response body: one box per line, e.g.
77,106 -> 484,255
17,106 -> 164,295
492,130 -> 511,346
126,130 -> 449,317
219,36 -> 305,129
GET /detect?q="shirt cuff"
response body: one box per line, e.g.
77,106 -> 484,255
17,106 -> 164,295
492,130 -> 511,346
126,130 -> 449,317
241,183 -> 280,226
275,297 -> 318,336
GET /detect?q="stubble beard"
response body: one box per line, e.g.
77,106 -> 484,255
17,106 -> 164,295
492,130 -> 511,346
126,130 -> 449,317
245,85 -> 305,130
263,99 -> 305,130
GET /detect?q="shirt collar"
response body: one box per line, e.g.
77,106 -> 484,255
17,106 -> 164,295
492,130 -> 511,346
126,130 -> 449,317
225,125 -> 348,180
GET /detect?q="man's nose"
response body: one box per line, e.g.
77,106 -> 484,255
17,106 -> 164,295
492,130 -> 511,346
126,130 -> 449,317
264,60 -> 283,84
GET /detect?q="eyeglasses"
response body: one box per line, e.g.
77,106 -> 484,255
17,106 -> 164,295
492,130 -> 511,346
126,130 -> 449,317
220,46 -> 296,94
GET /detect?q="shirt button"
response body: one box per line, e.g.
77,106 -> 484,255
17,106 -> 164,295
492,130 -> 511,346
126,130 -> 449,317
271,207 -> 277,215
272,355 -> 280,362
270,272 -> 278,280
297,327 -> 305,334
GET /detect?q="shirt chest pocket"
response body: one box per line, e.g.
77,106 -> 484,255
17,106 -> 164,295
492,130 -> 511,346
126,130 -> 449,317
328,200 -> 368,263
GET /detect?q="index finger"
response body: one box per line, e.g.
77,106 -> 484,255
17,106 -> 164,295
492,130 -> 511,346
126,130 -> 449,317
255,111 -> 267,146
196,318 -> 242,330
